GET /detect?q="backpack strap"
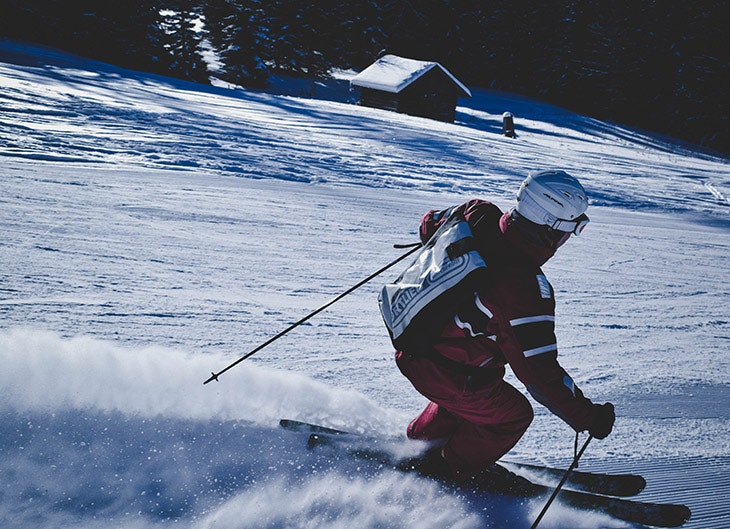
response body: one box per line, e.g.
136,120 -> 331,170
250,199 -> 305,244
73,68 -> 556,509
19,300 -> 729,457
446,236 -> 479,260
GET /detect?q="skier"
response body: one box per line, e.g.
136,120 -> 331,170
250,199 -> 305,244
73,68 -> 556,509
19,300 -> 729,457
395,170 -> 615,483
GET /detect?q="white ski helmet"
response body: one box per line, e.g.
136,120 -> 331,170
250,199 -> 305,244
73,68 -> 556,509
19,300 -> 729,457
515,170 -> 590,235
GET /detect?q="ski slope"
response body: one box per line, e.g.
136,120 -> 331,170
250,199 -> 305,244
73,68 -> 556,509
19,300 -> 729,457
1,39 -> 729,529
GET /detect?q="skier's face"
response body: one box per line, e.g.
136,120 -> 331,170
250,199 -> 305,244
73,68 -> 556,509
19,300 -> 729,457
550,229 -> 573,249
548,213 -> 589,249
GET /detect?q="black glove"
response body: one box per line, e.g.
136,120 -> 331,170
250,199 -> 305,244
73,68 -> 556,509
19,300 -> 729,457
589,402 -> 615,439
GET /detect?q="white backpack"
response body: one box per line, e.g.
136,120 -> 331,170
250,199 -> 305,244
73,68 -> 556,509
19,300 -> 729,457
379,210 -> 488,352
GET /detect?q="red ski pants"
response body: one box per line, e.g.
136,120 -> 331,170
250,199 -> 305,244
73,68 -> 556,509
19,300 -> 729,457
396,351 -> 533,476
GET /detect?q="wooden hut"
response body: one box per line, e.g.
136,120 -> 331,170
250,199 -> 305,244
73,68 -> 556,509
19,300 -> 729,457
350,55 -> 471,123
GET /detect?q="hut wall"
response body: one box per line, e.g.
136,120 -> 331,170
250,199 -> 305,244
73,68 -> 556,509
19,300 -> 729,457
359,88 -> 399,113
356,67 -> 462,122
398,68 -> 460,122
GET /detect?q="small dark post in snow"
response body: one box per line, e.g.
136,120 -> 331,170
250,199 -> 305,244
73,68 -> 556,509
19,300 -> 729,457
502,112 -> 515,138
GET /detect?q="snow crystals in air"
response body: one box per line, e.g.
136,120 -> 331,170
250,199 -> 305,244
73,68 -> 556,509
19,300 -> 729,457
1,39 -> 728,529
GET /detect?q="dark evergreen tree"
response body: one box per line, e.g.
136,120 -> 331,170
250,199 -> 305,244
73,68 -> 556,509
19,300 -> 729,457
317,1 -> 386,70
159,1 -> 210,82
1,1 -> 170,75
204,0 -> 270,87
1,0 -> 727,152
0,0 -> 84,50
81,2 -> 169,73
262,0 -> 329,76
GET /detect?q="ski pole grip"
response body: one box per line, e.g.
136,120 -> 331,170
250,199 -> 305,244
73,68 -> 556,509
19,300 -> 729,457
393,242 -> 421,249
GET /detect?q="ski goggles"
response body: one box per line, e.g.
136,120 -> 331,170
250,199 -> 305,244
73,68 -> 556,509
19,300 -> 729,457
549,213 -> 590,236
511,210 -> 590,250
546,214 -> 589,249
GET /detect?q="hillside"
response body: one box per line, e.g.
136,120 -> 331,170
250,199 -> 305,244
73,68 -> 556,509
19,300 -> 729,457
1,39 -> 729,529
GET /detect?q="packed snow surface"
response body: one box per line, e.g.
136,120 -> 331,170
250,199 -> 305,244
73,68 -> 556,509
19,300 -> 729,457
1,40 -> 728,529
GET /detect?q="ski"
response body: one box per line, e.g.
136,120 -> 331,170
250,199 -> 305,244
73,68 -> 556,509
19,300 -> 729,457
279,419 -> 691,528
279,419 -> 645,496
546,488 -> 690,528
501,461 -> 645,498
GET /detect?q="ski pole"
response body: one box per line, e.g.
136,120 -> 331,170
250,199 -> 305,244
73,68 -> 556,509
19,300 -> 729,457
529,435 -> 593,529
203,243 -> 421,385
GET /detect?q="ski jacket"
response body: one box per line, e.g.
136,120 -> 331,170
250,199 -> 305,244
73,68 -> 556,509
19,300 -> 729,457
414,199 -> 595,432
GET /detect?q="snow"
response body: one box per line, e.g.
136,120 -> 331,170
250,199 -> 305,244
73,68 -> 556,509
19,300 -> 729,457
1,38 -> 729,529
350,54 -> 472,97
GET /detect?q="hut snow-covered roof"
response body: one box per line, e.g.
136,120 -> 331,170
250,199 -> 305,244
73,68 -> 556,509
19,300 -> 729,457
351,55 -> 471,98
